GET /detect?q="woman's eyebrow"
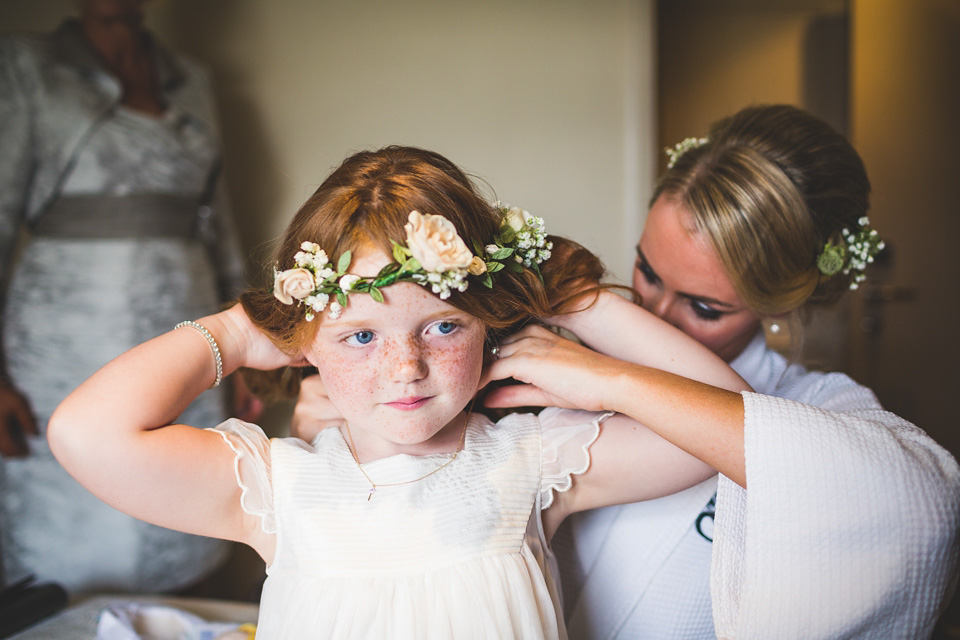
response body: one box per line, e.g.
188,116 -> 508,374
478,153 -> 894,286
636,245 -> 736,310
635,245 -> 661,282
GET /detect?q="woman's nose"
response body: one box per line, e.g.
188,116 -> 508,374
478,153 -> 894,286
646,292 -> 682,328
644,290 -> 669,318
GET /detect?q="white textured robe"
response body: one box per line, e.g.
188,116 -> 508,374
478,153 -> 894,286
556,333 -> 960,639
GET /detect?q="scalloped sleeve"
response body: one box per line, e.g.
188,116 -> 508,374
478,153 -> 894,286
538,407 -> 612,509
208,418 -> 276,535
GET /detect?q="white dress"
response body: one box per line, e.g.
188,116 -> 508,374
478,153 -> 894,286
557,332 -> 960,639
213,408 -> 607,640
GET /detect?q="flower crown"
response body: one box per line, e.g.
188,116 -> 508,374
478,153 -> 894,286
816,216 -> 885,289
665,136 -> 709,169
273,205 -> 553,320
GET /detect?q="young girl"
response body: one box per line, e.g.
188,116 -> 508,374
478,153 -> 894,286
48,146 -> 749,639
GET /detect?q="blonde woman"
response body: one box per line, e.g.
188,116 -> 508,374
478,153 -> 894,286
484,105 -> 960,639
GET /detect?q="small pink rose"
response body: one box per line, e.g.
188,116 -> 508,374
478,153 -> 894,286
467,256 -> 487,276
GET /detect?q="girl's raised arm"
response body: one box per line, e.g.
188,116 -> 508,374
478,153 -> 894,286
47,304 -> 296,556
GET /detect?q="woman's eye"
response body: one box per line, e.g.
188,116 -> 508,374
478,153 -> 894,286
691,301 -> 723,321
429,321 -> 458,336
635,259 -> 659,285
346,330 -> 375,346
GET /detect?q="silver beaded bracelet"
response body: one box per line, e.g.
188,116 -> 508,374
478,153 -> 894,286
174,321 -> 223,389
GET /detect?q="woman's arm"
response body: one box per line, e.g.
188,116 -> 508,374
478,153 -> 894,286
483,291 -> 752,489
484,325 -> 745,527
47,304 -> 298,557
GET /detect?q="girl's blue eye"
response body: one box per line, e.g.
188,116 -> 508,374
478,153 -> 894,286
430,321 -> 458,335
691,300 -> 723,321
347,330 -> 375,346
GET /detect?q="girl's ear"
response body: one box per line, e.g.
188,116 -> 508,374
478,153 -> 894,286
299,344 -> 320,369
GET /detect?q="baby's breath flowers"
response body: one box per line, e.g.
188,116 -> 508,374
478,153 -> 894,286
472,205 -> 553,287
665,137 -> 709,169
816,216 -> 886,289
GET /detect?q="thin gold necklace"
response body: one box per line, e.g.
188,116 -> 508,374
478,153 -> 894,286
343,413 -> 470,501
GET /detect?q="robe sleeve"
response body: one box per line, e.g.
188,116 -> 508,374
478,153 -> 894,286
712,391 -> 960,639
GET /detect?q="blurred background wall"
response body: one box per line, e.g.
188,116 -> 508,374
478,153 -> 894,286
0,0 -> 655,289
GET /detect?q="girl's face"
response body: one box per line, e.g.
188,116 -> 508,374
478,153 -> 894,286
633,195 -> 761,363
303,248 -> 486,459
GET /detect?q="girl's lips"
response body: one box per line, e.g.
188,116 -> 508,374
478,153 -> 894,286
384,396 -> 432,410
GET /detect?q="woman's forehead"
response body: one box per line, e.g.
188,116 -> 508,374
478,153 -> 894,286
641,196 -> 742,304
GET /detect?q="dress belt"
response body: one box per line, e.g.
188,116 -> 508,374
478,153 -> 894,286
31,194 -> 203,238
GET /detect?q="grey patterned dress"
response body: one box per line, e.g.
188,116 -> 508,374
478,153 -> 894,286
0,22 -> 244,594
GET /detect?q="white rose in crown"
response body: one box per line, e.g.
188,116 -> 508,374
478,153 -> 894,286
274,268 -> 316,304
404,211 -> 473,273
338,274 -> 361,292
503,206 -> 529,231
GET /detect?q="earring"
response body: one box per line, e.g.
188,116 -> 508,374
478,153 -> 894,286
762,316 -> 788,344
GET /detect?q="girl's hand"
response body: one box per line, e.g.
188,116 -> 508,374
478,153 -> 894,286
291,374 -> 343,442
480,325 -> 630,413
210,304 -> 308,373
0,384 -> 38,457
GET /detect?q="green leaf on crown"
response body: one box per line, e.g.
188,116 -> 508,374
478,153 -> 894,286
337,250 -> 352,275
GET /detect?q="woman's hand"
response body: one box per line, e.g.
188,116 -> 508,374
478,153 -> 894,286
290,374 -> 343,442
0,384 -> 37,457
481,325 -> 631,413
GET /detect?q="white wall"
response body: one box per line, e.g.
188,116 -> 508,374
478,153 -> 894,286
1,0 -> 656,285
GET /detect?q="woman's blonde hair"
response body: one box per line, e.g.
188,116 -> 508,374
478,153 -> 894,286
652,104 -> 871,315
240,146 -> 610,397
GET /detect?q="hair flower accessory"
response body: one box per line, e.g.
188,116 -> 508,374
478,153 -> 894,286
481,204 -> 553,275
665,136 -> 709,169
816,216 -> 886,289
272,206 -> 552,319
